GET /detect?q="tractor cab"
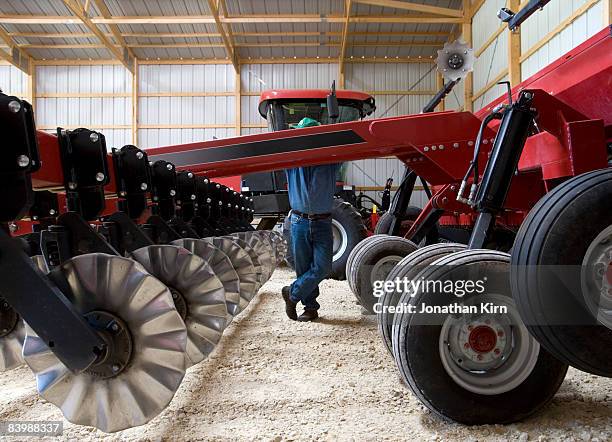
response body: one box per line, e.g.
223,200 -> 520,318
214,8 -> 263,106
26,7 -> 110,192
258,89 -> 376,131
243,89 -> 376,204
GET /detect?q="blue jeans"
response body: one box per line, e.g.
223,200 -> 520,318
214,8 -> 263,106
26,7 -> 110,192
290,213 -> 333,311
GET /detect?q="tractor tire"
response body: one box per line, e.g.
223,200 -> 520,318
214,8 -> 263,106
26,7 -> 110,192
393,249 -> 568,425
511,168 -> 612,377
374,207 -> 422,235
378,242 -> 466,355
330,198 -> 368,280
351,236 -> 418,313
346,234 -> 390,295
282,199 -> 367,281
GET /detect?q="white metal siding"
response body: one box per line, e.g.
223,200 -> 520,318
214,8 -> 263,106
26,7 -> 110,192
138,63 -> 236,148
345,62 -> 436,207
520,0 -> 604,80
35,65 -> 132,148
0,65 -> 28,98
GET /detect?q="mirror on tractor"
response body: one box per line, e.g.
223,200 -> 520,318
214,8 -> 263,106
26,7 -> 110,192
327,81 -> 340,123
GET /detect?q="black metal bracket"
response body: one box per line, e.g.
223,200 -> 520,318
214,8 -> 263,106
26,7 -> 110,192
150,160 -> 177,221
29,190 -> 60,230
105,211 -> 154,253
112,145 -> 151,220
57,128 -> 109,220
422,79 -> 460,113
0,94 -> 40,223
141,214 -> 181,244
499,0 -> 551,31
389,169 -> 417,235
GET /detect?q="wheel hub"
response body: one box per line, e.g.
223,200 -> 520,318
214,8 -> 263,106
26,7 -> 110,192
0,299 -> 19,338
168,287 -> 188,320
370,255 -> 403,286
453,317 -> 508,366
84,311 -> 133,379
581,225 -> 612,330
468,325 -> 498,354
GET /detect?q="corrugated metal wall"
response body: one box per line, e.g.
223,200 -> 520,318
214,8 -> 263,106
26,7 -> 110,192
345,62 -> 436,208
0,65 -> 28,98
35,65 -> 132,149
470,0 -> 605,109
139,63 -> 237,147
520,0 -> 604,80
472,0 -> 508,110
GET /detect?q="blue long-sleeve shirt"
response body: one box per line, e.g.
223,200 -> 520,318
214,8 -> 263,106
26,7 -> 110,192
286,164 -> 340,214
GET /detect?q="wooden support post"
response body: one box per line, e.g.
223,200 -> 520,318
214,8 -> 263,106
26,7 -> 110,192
436,71 -> 445,111
462,0 -> 473,112
132,58 -> 138,145
508,0 -> 522,87
605,0 -> 612,25
27,59 -> 35,108
235,69 -> 241,136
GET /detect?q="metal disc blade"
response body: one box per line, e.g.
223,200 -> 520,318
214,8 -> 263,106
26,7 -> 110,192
269,230 -> 288,264
31,255 -> 50,274
202,237 -> 258,309
224,235 -> 265,288
130,245 -> 227,367
254,231 -> 278,269
231,232 -> 274,283
22,253 -> 188,433
172,239 -> 242,319
0,304 -> 25,372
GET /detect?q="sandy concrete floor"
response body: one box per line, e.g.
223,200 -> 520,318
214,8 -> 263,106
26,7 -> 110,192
0,267 -> 611,441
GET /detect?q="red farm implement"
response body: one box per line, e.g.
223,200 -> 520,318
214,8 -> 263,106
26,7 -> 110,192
0,7 -> 610,430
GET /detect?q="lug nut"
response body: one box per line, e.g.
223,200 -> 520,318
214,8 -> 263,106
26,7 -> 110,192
111,323 -> 120,332
136,151 -> 144,160
90,133 -> 99,143
95,172 -> 105,182
8,223 -> 18,233
169,189 -> 176,196
206,198 -> 211,203
68,182 -> 77,190
140,183 -> 148,191
204,178 -> 209,184
188,172 -> 194,178
8,100 -> 21,113
216,184 -> 220,188
112,364 -> 120,373
49,209 -> 56,215
166,163 -> 173,171
17,155 -> 30,168
191,194 -> 196,200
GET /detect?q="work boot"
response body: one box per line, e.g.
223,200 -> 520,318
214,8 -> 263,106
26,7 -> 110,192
297,309 -> 319,322
282,286 -> 297,320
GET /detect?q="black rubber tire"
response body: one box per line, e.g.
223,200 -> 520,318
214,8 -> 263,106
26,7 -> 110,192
352,236 -> 418,313
329,198 -> 368,280
393,249 -> 568,425
374,207 -> 422,235
378,242 -> 466,355
511,168 -> 612,377
346,235 -> 390,294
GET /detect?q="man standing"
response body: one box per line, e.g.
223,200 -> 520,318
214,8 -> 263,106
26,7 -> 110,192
282,117 -> 338,322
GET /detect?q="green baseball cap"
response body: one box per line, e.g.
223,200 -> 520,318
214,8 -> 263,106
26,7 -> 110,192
296,117 -> 321,128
